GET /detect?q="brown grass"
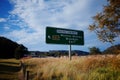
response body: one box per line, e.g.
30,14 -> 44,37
23,54 -> 120,80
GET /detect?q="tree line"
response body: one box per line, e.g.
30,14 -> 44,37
0,36 -> 29,59
0,36 -> 119,59
89,44 -> 120,55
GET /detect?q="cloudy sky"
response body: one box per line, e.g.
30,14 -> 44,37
0,0 -> 119,52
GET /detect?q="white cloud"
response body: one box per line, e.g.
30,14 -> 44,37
9,0 -> 93,30
9,0 -> 91,39
4,26 -> 10,30
8,29 -> 44,45
6,0 -> 109,51
0,18 -> 6,22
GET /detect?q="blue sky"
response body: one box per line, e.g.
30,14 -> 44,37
0,0 -> 119,52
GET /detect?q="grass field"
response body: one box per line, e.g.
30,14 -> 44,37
0,59 -> 22,80
23,54 -> 120,80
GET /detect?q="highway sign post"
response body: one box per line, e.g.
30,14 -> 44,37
46,27 -> 84,60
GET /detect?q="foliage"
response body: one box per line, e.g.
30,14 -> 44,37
88,67 -> 120,80
15,44 -> 29,59
103,44 -> 120,54
89,47 -> 101,55
0,36 -> 18,58
0,36 -> 29,58
89,0 -> 120,43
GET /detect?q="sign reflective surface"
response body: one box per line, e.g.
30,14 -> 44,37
46,27 -> 84,45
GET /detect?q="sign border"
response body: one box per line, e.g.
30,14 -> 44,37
46,26 -> 84,45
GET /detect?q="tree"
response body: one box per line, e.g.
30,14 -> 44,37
0,36 -> 18,58
15,44 -> 29,59
89,47 -> 101,55
15,46 -> 22,59
0,36 -> 29,59
103,44 -> 120,54
89,0 -> 120,43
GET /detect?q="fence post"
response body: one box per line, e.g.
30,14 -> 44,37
20,61 -> 27,80
25,71 -> 29,80
69,44 -> 72,60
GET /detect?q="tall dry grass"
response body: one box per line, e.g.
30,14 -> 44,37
23,54 -> 120,80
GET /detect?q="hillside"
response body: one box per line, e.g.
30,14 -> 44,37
0,36 -> 29,58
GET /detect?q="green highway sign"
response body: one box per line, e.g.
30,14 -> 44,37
46,27 -> 84,45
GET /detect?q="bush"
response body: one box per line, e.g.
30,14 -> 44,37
89,47 -> 101,55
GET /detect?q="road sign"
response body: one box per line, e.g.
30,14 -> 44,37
46,27 -> 84,45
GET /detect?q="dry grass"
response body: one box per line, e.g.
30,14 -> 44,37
23,54 -> 120,80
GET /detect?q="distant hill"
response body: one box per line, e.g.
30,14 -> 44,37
103,44 -> 120,54
29,50 -> 89,57
72,50 -> 89,56
0,36 -> 28,58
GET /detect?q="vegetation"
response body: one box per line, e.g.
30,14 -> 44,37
15,44 -> 29,59
89,0 -> 120,43
103,44 -> 120,54
89,47 -> 101,55
23,54 -> 120,80
0,36 -> 29,59
30,51 -> 78,57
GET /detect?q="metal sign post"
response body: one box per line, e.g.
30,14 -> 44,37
46,26 -> 84,61
69,44 -> 72,60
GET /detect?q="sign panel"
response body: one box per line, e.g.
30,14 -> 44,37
46,27 -> 84,45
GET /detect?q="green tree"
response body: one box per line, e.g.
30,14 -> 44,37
0,36 -> 19,58
15,44 -> 28,59
89,47 -> 101,55
89,0 -> 120,43
15,46 -> 21,59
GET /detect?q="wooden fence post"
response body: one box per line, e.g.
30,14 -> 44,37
20,61 -> 27,80
25,71 -> 29,80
